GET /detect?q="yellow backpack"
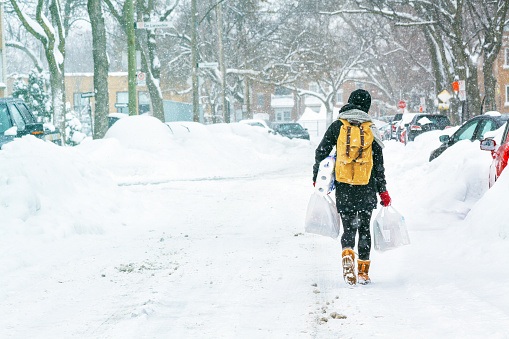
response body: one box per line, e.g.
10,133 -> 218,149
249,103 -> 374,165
335,119 -> 374,185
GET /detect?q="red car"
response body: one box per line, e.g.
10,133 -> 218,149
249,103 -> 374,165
480,121 -> 509,187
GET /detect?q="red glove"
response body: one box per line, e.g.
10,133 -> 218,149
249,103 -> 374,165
380,191 -> 391,207
313,182 -> 316,187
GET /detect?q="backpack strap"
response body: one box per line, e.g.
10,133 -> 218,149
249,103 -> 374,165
356,126 -> 365,160
346,125 -> 351,157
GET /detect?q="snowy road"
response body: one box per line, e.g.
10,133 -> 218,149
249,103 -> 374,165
5,168 -> 508,338
2,123 -> 509,338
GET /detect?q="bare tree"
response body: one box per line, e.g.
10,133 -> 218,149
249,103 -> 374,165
348,0 -> 509,121
9,0 -> 67,139
104,0 -> 179,122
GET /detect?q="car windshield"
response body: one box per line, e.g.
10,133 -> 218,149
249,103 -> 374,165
399,113 -> 418,126
277,124 -> 303,132
417,115 -> 450,129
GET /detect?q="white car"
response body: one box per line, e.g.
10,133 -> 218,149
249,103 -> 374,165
239,119 -> 274,134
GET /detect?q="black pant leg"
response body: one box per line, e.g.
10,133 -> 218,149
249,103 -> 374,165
357,210 -> 373,260
340,212 -> 357,250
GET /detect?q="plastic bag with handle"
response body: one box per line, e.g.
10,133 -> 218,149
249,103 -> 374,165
304,192 -> 340,239
373,206 -> 410,251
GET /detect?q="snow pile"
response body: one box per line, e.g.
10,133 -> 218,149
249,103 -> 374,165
466,167 -> 509,239
1,116 -> 314,237
1,118 -> 504,239
0,136 -> 125,238
80,115 -> 311,185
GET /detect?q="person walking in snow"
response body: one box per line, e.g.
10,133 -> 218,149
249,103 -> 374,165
312,89 -> 391,285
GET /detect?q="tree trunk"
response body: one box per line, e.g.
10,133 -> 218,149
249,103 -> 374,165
143,62 -> 165,122
47,0 -> 66,143
138,31 -> 165,122
88,0 -> 109,139
47,65 -> 64,128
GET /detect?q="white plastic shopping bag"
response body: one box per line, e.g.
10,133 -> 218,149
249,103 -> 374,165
304,192 -> 340,239
373,206 -> 410,251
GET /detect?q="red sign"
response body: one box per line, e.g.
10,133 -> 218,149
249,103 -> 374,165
398,100 -> 406,109
452,81 -> 459,93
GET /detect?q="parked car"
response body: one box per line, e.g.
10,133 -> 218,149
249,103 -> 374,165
390,113 -> 403,140
0,97 -> 47,149
203,114 -> 225,124
429,112 -> 509,162
480,116 -> 509,187
108,112 -> 128,128
271,122 -> 310,140
378,123 -> 392,141
377,115 -> 394,124
402,114 -> 451,144
43,123 -> 62,145
239,119 -> 274,134
395,113 -> 418,142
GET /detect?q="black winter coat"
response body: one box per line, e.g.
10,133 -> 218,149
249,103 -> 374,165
313,119 -> 388,213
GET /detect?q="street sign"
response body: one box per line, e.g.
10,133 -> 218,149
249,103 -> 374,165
81,92 -> 95,98
438,90 -> 452,103
452,81 -> 459,93
135,21 -> 171,29
198,62 -> 219,69
458,80 -> 465,91
458,90 -> 466,101
115,103 -> 128,108
137,71 -> 146,86
438,103 -> 450,110
398,100 -> 406,109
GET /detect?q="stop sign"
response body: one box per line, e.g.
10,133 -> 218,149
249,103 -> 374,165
398,100 -> 406,109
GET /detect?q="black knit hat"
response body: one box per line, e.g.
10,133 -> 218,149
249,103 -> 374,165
347,89 -> 371,113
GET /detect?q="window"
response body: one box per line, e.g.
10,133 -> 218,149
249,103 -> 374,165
73,93 -> 90,114
478,120 -> 498,139
8,104 -> 26,131
138,91 -> 150,114
257,94 -> 264,106
505,85 -> 509,105
505,48 -> 509,67
16,103 -> 36,124
452,119 -> 478,142
274,86 -> 291,96
116,92 -> 129,113
0,104 -> 13,134
275,110 -> 292,122
336,89 -> 344,104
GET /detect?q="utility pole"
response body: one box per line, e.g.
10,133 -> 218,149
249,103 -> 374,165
191,0 -> 199,122
126,0 -> 137,115
216,3 -> 228,123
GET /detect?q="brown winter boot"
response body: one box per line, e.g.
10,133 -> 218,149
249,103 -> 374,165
357,260 -> 371,285
342,248 -> 357,285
